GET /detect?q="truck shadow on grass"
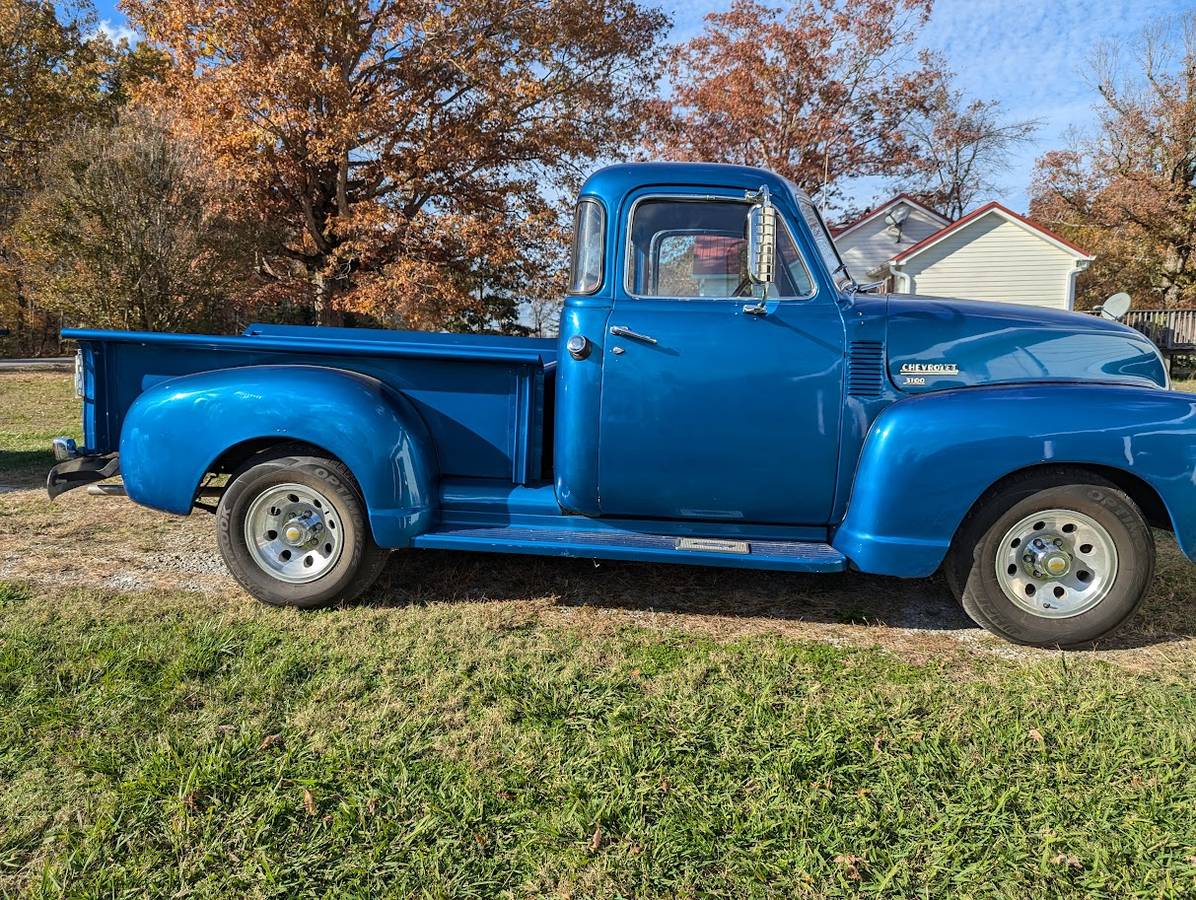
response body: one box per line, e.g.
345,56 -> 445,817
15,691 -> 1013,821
370,549 -> 978,633
365,540 -> 1196,652
0,449 -> 55,491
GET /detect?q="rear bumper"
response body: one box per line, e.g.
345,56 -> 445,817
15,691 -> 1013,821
46,451 -> 120,500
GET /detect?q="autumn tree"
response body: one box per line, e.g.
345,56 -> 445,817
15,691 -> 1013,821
644,0 -> 947,205
516,245 -> 568,338
15,107 -> 263,333
899,85 -> 1038,219
1,0 -> 99,353
124,0 -> 669,328
1030,15 -> 1196,309
0,0 -> 164,353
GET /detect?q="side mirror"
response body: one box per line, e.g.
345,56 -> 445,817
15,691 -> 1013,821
744,186 -> 778,314
747,186 -> 777,290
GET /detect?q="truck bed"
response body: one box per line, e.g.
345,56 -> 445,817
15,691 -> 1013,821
66,323 -> 558,484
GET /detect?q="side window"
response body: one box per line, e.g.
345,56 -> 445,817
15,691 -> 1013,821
568,199 -> 605,294
627,199 -> 813,298
776,222 -> 815,298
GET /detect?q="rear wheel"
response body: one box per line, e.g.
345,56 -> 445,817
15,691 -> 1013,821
946,470 -> 1154,647
216,448 -> 389,609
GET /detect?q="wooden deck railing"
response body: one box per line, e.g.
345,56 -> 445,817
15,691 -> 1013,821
1104,309 -> 1196,351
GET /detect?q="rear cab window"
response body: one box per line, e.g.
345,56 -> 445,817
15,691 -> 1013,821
569,199 -> 605,294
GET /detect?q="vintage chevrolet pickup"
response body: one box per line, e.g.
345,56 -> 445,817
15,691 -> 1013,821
47,162 -> 1196,647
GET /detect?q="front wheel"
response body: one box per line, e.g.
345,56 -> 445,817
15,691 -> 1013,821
946,471 -> 1155,647
216,447 -> 390,609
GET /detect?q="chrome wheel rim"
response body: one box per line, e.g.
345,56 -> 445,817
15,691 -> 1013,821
995,508 -> 1118,619
244,483 -> 344,584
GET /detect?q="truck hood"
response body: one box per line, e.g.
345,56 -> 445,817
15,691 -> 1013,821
881,295 -> 1168,393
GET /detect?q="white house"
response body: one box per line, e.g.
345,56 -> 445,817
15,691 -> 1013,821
832,194 -> 951,280
833,196 -> 1095,310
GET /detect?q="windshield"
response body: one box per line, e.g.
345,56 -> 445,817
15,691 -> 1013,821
798,198 -> 849,284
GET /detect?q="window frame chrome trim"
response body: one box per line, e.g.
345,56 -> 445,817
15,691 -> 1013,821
622,192 -> 817,302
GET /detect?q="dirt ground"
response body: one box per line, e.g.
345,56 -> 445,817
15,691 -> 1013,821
5,465 -> 1196,671
5,369 -> 1196,669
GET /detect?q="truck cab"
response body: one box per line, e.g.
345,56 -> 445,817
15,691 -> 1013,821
48,162 -> 1196,648
554,164 -> 848,525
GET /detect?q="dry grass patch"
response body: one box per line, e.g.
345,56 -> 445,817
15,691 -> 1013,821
0,371 -> 80,489
2,370 -> 1196,669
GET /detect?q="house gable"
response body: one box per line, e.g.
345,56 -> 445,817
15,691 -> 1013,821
832,194 -> 950,240
891,202 -> 1094,266
833,196 -> 951,280
889,204 -> 1095,310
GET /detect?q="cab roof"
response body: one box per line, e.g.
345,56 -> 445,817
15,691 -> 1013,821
579,162 -> 811,208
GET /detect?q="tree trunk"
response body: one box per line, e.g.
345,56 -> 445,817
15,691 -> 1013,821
14,269 -> 29,356
313,269 -> 334,326
1162,245 -> 1185,309
311,268 -> 345,327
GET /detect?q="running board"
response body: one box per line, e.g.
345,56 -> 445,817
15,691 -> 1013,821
412,525 -> 847,573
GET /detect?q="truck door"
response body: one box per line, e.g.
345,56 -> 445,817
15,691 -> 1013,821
597,194 -> 845,524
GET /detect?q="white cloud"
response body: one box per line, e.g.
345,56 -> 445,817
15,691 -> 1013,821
90,19 -> 140,47
912,0 -> 1184,209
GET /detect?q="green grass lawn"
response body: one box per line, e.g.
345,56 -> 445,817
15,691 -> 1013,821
3,373 -> 1196,897
0,372 -> 80,489
5,588 -> 1196,898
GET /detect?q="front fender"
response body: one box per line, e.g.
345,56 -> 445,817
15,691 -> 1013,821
833,384 -> 1196,577
120,365 -> 438,547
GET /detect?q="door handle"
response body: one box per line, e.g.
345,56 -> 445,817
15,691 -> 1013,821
609,325 -> 658,345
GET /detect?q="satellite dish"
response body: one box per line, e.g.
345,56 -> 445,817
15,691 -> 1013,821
1099,292 -> 1131,320
884,205 -> 911,244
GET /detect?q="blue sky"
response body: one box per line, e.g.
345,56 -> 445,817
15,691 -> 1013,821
92,0 -> 1190,214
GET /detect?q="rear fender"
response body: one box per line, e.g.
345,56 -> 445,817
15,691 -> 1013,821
119,365 -> 438,547
833,384 -> 1196,577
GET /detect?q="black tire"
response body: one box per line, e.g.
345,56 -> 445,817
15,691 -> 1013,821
945,468 -> 1154,647
216,446 -> 389,609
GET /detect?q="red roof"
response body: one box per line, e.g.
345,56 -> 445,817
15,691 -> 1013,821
830,193 -> 950,237
692,235 -> 741,275
890,201 -> 1094,262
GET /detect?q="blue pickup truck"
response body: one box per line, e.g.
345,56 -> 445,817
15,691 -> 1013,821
47,162 -> 1196,647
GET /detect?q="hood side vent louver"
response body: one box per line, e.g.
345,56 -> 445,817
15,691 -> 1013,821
847,341 -> 886,397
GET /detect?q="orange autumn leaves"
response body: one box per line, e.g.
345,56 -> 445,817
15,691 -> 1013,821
6,0 -> 1105,336
120,0 -> 668,326
1030,17 -> 1196,310
644,0 -> 946,207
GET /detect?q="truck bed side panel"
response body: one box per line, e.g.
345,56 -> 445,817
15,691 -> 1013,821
70,328 -> 555,485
